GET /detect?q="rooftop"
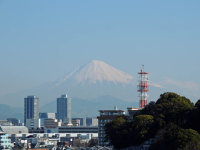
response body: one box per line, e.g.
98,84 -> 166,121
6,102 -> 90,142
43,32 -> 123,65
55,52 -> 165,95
99,110 -> 125,112
0,126 -> 28,134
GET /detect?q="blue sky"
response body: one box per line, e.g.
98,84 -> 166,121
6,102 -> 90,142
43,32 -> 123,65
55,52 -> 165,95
0,0 -> 200,102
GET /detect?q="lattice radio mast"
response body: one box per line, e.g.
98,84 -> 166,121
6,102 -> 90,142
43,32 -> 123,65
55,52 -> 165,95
138,65 -> 149,109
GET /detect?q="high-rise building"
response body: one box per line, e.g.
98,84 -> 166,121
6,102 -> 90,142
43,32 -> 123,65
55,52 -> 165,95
57,94 -> 72,125
97,107 -> 125,146
24,96 -> 39,127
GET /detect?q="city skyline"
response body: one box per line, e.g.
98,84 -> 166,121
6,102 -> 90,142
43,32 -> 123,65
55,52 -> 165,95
0,1 -> 200,149
0,1 -> 200,105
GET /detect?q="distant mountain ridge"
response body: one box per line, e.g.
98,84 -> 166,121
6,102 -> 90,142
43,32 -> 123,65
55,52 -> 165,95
0,104 -> 23,121
0,60 -> 164,121
0,60 -> 165,121
0,95 -> 138,121
41,95 -> 138,118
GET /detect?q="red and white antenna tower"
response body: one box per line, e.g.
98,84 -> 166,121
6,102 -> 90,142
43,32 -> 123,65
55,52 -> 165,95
138,65 -> 149,109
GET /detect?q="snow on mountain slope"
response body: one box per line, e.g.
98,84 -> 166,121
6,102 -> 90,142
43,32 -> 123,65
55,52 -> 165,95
56,60 -> 134,86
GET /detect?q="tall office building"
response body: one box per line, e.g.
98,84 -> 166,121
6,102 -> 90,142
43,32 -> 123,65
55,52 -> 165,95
24,96 -> 39,127
57,94 -> 72,125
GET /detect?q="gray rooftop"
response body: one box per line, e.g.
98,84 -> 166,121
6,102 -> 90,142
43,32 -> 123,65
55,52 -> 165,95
0,126 -> 28,134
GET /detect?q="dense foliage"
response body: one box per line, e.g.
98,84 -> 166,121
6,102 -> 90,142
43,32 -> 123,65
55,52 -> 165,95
105,92 -> 200,150
150,124 -> 200,150
105,115 -> 156,149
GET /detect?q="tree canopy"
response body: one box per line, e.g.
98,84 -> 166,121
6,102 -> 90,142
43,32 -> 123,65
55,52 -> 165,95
104,92 -> 200,150
150,124 -> 200,150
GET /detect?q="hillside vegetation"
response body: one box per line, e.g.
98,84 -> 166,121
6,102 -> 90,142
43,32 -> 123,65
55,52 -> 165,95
105,92 -> 200,150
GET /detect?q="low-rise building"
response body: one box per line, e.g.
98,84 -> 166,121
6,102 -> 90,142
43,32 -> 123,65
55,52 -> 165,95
86,118 -> 98,127
72,119 -> 81,126
26,119 -> 41,129
29,128 -> 44,133
7,118 -> 21,126
0,120 -> 11,126
127,107 -> 139,121
39,113 -> 56,127
72,118 -> 98,127
58,126 -> 98,134
0,133 -> 11,149
0,126 -> 28,134
44,119 -> 61,133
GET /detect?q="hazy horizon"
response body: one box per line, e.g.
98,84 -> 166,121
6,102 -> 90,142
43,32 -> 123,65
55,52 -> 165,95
0,1 -> 200,106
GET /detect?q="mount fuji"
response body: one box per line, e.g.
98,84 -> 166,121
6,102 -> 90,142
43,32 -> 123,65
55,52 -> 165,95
47,60 -> 136,103
0,60 -> 163,119
56,60 -> 133,85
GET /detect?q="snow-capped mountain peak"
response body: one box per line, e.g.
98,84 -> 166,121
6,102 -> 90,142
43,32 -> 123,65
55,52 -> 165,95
58,60 -> 134,85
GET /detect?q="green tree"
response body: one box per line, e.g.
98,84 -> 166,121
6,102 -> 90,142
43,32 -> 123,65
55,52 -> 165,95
194,99 -> 200,109
187,99 -> 200,133
105,92 -> 196,149
150,124 -> 200,150
105,115 -> 156,149
105,116 -> 130,149
131,115 -> 156,145
147,92 -> 193,127
140,92 -> 194,128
